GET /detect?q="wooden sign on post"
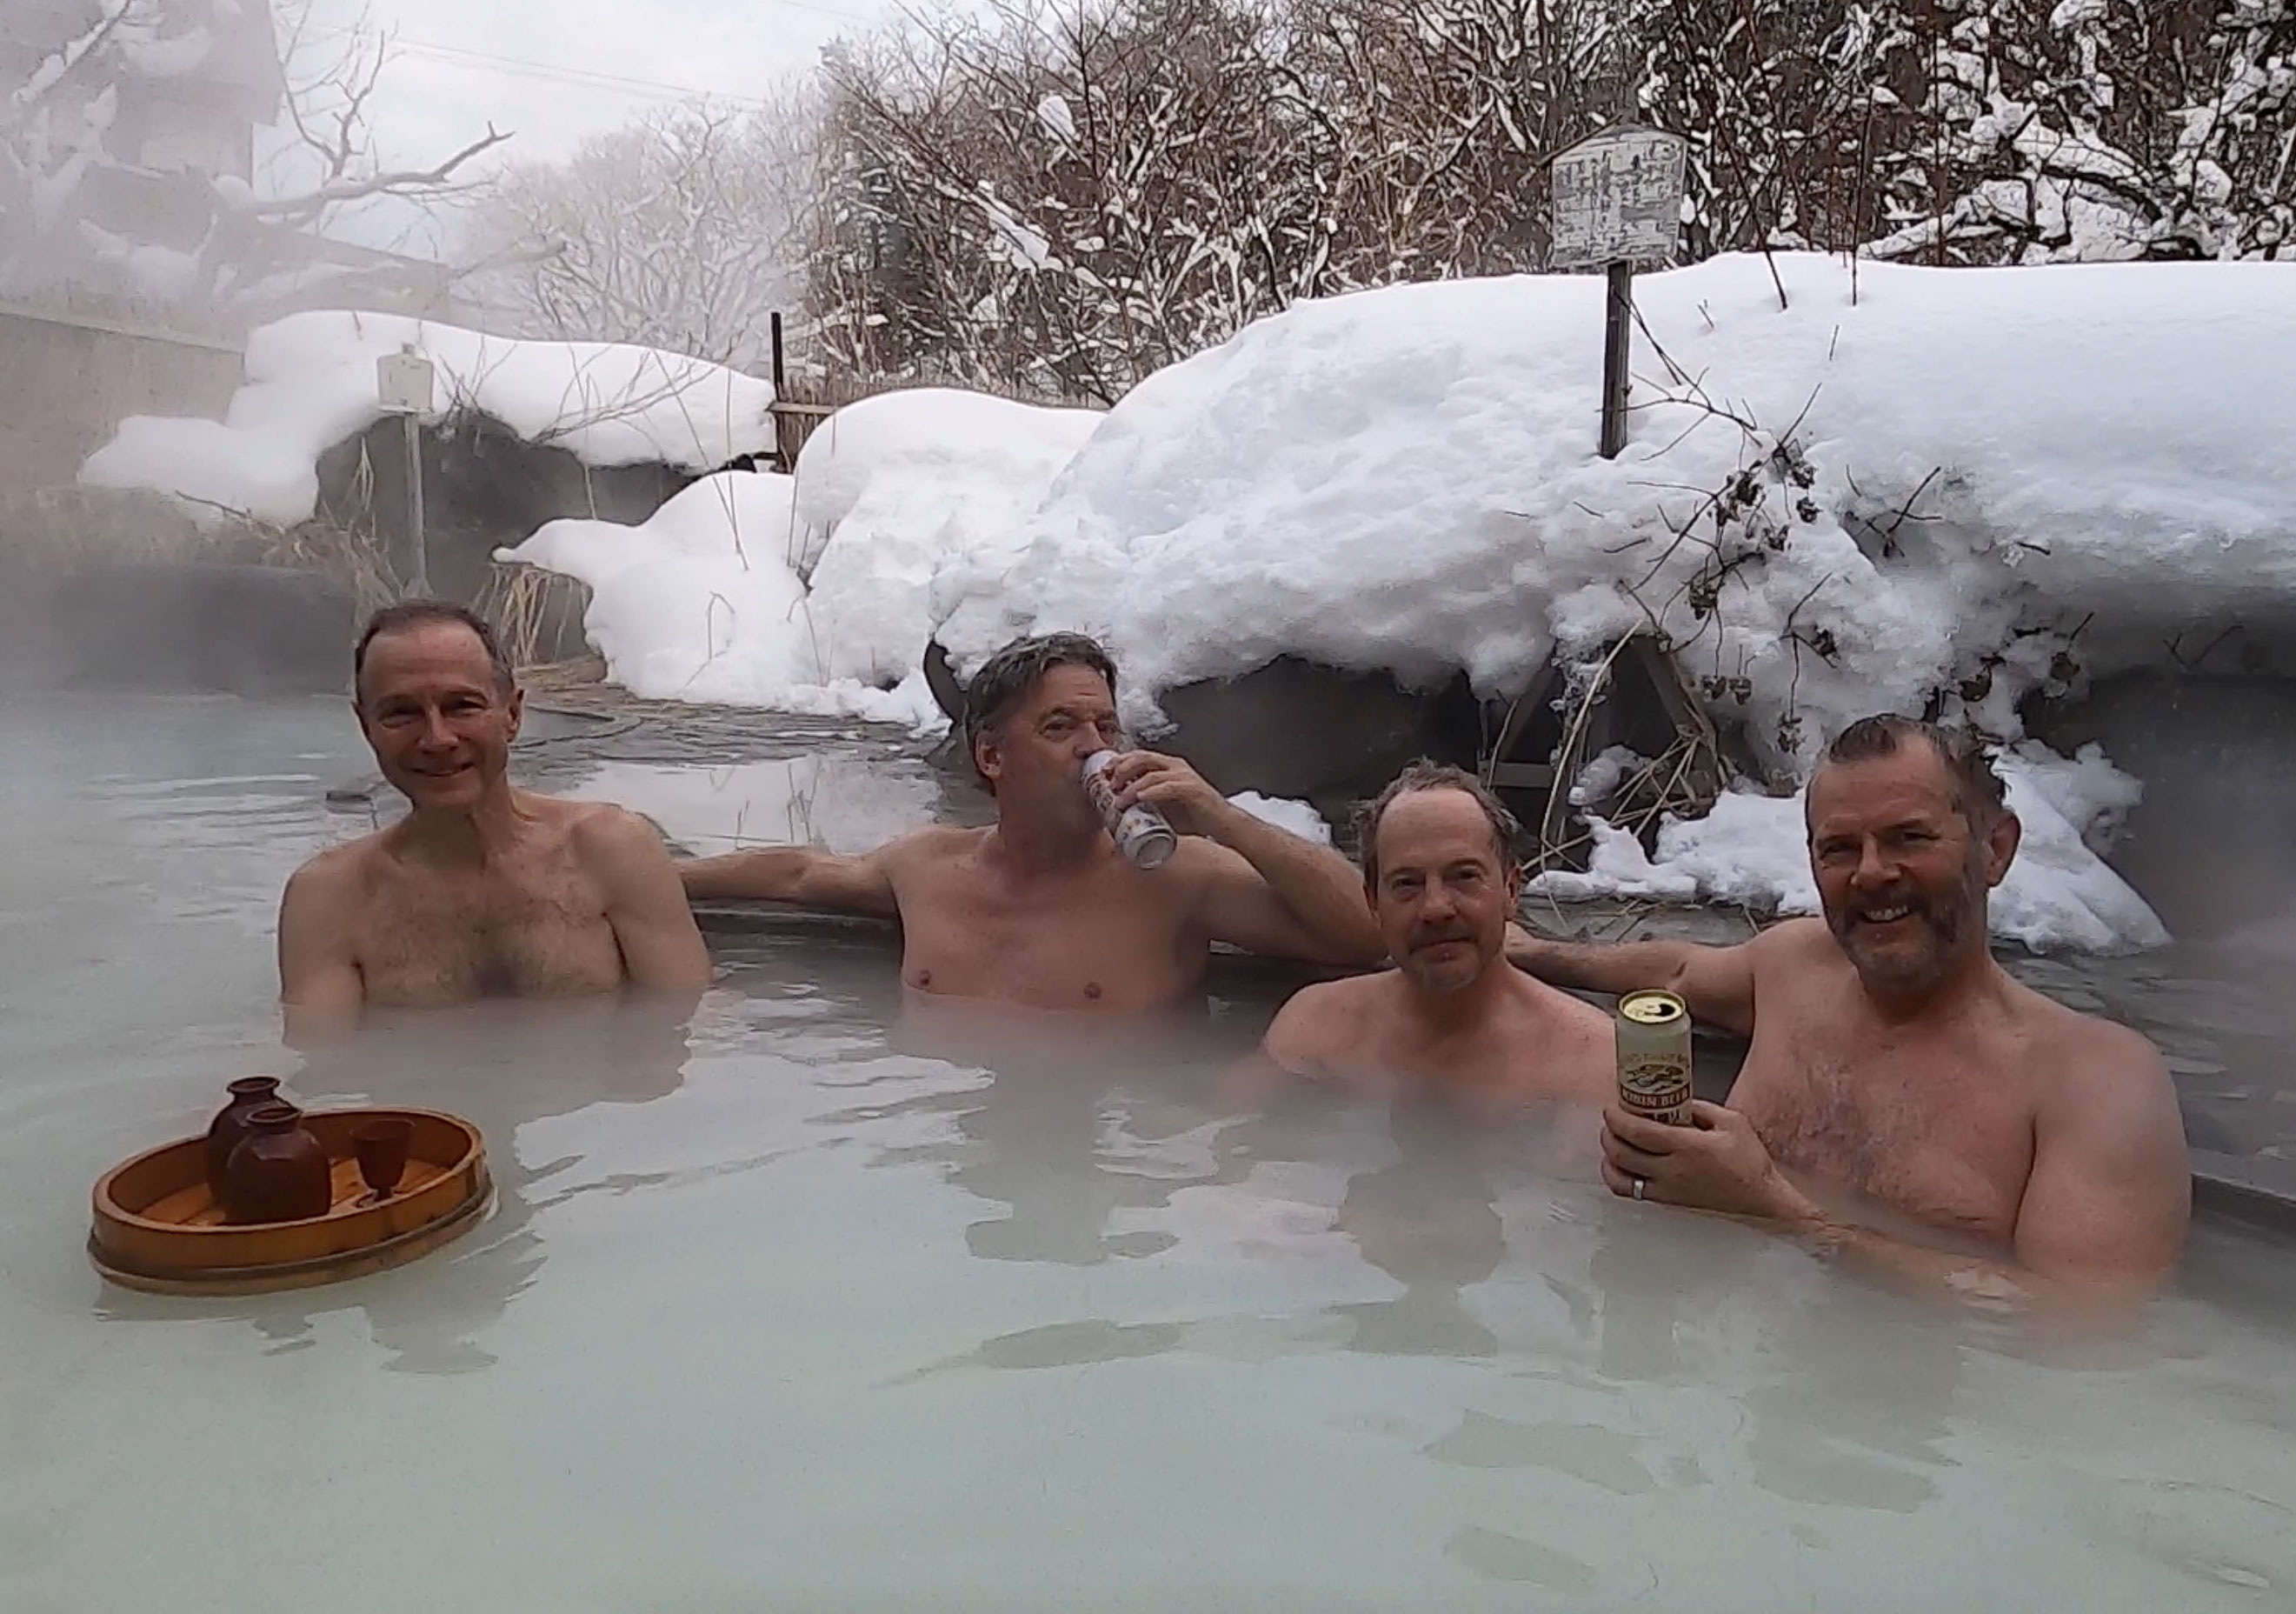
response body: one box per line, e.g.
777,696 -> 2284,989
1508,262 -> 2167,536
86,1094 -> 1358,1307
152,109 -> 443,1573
1549,124 -> 1687,460
376,346 -> 436,597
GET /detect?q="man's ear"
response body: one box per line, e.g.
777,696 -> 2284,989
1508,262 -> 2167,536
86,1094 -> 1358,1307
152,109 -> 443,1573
973,726 -> 1003,788
504,684 -> 525,744
1984,809 -> 2021,888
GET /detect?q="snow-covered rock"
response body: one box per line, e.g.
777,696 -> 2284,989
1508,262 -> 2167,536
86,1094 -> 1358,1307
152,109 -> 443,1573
1530,746 -> 2168,954
497,471 -> 935,728
789,387 -> 1102,690
82,310 -> 776,528
935,252 -> 2296,779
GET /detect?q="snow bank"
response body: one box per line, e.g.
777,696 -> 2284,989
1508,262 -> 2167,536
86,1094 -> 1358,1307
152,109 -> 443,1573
935,252 -> 2296,775
789,389 -> 1103,690
498,472 -> 937,728
1530,747 -> 2168,954
1228,792 -> 1333,846
82,310 -> 775,527
498,389 -> 1100,728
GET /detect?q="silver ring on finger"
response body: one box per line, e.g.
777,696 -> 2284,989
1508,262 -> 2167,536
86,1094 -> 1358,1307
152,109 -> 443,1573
1631,1175 -> 1647,1202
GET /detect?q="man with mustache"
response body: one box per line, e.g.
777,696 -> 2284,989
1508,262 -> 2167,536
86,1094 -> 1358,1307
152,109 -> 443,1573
277,602 -> 711,1035
1507,715 -> 2190,1300
1255,763 -> 1614,1106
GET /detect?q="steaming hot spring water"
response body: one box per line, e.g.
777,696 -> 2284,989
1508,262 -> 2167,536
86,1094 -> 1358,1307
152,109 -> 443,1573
2,691 -> 2292,1612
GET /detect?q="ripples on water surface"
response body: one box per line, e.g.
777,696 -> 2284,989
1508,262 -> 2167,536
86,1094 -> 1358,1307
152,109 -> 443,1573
1,695 -> 2292,1612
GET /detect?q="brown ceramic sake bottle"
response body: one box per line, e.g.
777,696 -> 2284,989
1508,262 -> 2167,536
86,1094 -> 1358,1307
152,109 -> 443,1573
203,1077 -> 283,1197
223,1103 -> 333,1224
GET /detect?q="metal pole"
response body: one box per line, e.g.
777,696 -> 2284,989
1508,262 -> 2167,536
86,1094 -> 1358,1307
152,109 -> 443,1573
1600,261 -> 1634,459
403,411 -> 429,597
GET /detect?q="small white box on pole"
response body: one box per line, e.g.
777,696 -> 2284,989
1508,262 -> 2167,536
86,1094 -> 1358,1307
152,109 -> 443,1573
376,348 -> 436,415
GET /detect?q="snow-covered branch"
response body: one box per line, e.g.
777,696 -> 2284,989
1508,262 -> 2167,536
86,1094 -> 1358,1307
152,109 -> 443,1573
246,123 -> 513,225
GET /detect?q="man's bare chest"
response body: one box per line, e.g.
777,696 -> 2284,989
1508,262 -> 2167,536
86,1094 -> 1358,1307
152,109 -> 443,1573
894,862 -> 1198,1010
356,863 -> 623,1004
1736,1016 -> 2037,1241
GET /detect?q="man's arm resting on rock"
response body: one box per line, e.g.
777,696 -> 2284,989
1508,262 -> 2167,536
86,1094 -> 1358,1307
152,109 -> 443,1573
678,840 -> 900,917
584,810 -> 715,996
277,857 -> 363,1044
1507,918 -> 1785,1038
1193,808 -> 1385,966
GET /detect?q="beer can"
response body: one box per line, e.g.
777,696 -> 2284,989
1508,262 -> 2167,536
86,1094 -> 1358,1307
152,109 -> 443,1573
1615,990 -> 1694,1126
1081,750 -> 1178,870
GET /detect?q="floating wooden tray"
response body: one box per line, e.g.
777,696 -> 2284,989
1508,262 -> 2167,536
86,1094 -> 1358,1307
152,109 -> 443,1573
90,1107 -> 492,1297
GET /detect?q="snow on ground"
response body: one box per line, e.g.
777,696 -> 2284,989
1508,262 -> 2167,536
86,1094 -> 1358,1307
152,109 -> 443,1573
787,389 -> 1102,690
935,252 -> 2296,777
81,310 -> 775,527
1530,745 -> 2168,953
498,472 -> 939,729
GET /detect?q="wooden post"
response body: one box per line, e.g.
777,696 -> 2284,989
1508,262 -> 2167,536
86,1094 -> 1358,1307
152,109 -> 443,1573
403,411 -> 429,597
1600,262 -> 1634,460
376,347 -> 436,598
769,312 -> 786,393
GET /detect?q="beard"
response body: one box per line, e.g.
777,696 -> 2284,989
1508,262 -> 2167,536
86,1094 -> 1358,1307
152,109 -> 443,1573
1827,854 -> 1988,990
1401,924 -> 1487,993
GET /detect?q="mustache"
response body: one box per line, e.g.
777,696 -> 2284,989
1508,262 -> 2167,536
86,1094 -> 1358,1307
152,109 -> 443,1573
1848,892 -> 1933,922
1408,925 -> 1477,950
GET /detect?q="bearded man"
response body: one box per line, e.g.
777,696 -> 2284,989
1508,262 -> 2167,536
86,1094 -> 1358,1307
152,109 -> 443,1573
1506,715 -> 2190,1301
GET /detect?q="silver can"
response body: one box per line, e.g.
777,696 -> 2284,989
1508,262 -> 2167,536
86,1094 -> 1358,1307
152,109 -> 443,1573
1615,990 -> 1694,1125
1082,750 -> 1178,870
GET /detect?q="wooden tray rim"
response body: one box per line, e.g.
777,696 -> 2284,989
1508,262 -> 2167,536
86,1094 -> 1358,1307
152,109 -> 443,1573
89,1176 -> 496,1297
93,1105 -> 482,1236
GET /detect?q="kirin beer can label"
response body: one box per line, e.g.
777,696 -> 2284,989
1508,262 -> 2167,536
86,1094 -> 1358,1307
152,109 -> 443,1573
1615,990 -> 1694,1125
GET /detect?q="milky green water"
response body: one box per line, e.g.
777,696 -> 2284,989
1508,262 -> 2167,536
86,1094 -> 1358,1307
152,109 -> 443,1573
3,695 -> 2293,1613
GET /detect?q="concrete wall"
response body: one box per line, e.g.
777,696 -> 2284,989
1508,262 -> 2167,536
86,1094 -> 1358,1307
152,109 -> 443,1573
0,305 -> 243,498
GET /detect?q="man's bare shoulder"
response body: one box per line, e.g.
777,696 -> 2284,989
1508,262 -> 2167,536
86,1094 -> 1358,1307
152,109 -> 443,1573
874,824 -> 989,873
562,799 -> 679,859
1263,972 -> 1387,1068
1746,915 -> 1838,964
1516,970 -> 1615,1030
561,797 -> 658,842
2018,980 -> 2173,1090
285,834 -> 383,897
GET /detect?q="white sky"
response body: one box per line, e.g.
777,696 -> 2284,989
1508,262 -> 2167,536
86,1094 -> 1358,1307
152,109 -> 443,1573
273,0 -> 909,249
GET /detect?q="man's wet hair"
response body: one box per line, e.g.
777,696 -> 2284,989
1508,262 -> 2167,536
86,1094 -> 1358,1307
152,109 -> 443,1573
1354,760 -> 1522,889
962,631 -> 1120,780
353,600 -> 514,705
1815,715 -> 2007,829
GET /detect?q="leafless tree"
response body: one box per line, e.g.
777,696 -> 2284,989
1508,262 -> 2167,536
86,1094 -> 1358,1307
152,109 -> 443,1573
799,0 -> 2291,394
457,88 -> 822,370
2,1 -> 512,331
811,0 -> 1322,403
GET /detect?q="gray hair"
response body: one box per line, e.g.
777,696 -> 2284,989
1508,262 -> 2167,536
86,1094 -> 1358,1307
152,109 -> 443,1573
1354,760 -> 1522,888
354,600 -> 514,704
961,632 -> 1120,781
1817,715 -> 2007,830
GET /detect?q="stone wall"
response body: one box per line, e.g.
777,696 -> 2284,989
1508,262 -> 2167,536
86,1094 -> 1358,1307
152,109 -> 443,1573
0,304 -> 243,501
